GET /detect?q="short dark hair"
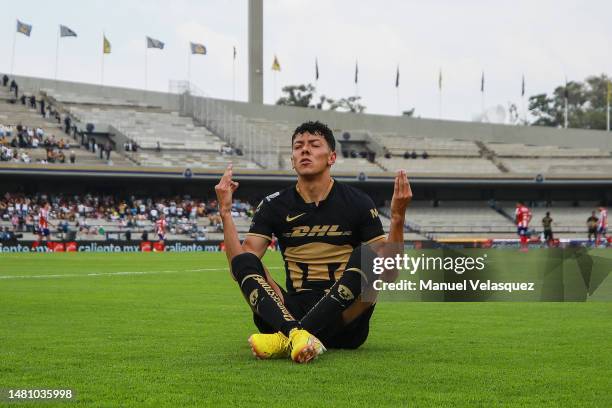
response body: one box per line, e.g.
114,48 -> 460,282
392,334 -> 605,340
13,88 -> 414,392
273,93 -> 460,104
291,121 -> 335,152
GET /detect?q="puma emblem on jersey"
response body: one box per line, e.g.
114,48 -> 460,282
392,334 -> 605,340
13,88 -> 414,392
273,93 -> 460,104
286,213 -> 306,222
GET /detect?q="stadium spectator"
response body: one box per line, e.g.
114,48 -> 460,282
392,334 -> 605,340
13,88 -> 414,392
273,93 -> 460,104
9,79 -> 17,93
542,212 -> 553,244
64,116 -> 71,134
105,143 -> 112,161
2,74 -> 8,86
20,94 -> 26,105
29,95 -> 36,109
70,150 -> 76,163
39,99 -> 45,116
587,211 -> 598,241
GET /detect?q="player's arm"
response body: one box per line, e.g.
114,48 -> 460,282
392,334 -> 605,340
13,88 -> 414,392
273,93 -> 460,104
386,169 -> 412,244
214,164 -> 270,278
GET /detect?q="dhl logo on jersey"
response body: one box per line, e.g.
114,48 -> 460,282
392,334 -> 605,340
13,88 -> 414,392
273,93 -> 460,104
283,225 -> 352,238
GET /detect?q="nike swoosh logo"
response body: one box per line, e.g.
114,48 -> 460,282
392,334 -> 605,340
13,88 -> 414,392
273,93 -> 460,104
286,213 -> 306,222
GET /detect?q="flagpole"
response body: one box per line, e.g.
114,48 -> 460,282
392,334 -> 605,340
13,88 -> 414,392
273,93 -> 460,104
607,99 -> 610,132
396,86 -> 400,116
438,68 -> 442,120
232,51 -> 236,101
607,92 -> 610,132
101,33 -> 105,85
55,26 -> 60,81
564,97 -> 568,129
187,47 -> 191,92
481,72 -> 485,122
10,25 -> 17,75
144,42 -> 148,90
564,77 -> 568,128
481,92 -> 485,122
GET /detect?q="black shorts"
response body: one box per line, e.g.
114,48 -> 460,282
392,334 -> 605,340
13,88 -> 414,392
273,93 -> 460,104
253,287 -> 375,350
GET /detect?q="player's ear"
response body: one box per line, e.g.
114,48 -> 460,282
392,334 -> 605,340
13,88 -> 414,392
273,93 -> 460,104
328,150 -> 336,166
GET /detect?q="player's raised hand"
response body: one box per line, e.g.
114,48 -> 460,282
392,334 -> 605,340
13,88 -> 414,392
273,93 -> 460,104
390,169 -> 412,218
214,164 -> 240,215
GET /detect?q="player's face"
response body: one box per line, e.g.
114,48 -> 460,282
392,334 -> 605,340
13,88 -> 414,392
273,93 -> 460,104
291,132 -> 336,176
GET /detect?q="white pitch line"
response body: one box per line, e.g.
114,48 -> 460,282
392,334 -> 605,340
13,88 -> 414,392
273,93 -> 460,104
0,266 -> 283,280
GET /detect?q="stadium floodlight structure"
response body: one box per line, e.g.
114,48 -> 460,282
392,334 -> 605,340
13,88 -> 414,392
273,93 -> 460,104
248,0 -> 264,104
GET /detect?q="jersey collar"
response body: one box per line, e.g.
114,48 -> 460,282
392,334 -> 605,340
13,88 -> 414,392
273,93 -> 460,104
295,178 -> 336,207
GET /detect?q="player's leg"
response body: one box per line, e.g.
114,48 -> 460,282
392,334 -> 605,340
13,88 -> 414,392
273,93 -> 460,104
232,252 -> 325,362
231,252 -> 300,337
299,245 -> 377,343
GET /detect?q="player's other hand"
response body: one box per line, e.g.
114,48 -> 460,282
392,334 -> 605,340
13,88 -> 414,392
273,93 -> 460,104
214,164 -> 239,216
390,169 -> 412,219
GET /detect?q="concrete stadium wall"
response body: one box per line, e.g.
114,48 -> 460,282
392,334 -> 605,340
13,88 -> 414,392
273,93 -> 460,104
212,98 -> 612,151
10,74 -> 180,111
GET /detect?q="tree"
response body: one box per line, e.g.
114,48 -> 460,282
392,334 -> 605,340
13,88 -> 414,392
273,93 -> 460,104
325,96 -> 366,113
275,84 -> 316,107
275,83 -> 367,112
528,74 -> 610,129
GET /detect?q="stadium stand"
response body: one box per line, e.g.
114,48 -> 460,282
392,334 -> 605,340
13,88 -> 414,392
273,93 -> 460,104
1,76 -> 609,244
41,89 -> 260,169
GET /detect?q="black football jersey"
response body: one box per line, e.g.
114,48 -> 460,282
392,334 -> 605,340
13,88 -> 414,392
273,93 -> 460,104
247,179 -> 385,293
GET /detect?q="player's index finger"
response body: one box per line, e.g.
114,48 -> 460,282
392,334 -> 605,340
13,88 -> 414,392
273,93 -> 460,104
221,163 -> 233,181
393,171 -> 400,193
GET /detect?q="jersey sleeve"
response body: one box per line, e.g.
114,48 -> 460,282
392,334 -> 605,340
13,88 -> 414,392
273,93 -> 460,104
246,199 -> 274,241
357,194 -> 386,244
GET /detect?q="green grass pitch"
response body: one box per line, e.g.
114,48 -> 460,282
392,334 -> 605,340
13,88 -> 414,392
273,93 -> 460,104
1,251 -> 611,407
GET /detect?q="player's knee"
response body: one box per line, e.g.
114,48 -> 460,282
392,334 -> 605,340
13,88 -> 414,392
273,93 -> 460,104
231,252 -> 264,282
331,269 -> 363,308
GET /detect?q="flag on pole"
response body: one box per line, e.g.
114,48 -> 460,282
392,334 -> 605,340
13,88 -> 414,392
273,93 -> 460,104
59,25 -> 77,37
315,58 -> 319,81
103,36 -> 111,54
607,81 -> 611,105
521,74 -> 525,97
17,20 -> 32,36
146,36 -> 164,49
395,65 -> 400,88
438,69 -> 442,91
354,61 -> 359,84
480,71 -> 485,92
190,42 -> 207,55
271,55 -> 281,71
233,46 -> 237,60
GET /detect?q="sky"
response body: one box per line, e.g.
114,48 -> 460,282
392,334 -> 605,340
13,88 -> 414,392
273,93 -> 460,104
2,0 -> 611,122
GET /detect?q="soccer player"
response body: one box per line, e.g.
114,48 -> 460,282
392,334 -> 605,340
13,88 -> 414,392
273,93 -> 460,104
515,201 -> 532,251
541,211 -> 553,245
596,206 -> 608,246
37,202 -> 52,242
215,121 -> 411,364
155,214 -> 168,251
587,211 -> 598,242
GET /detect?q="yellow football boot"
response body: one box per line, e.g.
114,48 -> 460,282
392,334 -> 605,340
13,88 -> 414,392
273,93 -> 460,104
248,332 -> 290,359
288,329 -> 326,364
